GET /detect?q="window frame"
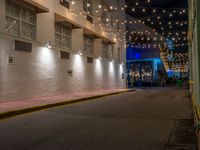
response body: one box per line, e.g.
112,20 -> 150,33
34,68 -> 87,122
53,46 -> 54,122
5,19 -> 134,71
102,42 -> 109,60
5,0 -> 36,40
83,35 -> 94,56
54,22 -> 72,50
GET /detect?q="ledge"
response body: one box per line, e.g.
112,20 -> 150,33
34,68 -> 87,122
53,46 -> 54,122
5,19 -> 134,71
55,13 -> 81,29
22,0 -> 49,13
83,27 -> 115,44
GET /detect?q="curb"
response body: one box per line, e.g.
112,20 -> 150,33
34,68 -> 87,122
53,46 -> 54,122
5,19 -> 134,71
191,94 -> 200,150
0,89 -> 135,120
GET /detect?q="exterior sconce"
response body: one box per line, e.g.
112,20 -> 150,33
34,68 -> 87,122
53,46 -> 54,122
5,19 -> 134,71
44,41 -> 52,49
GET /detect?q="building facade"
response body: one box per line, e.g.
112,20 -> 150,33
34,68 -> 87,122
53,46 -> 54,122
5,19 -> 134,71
126,14 -> 167,87
0,0 -> 126,101
188,0 -> 200,134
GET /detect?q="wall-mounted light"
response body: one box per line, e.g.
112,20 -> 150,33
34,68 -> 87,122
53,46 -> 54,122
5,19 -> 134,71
98,56 -> 102,61
76,50 -> 83,56
71,1 -> 75,5
44,41 -> 52,49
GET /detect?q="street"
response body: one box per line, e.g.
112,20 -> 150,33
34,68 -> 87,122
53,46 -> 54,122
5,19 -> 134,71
0,88 -> 195,150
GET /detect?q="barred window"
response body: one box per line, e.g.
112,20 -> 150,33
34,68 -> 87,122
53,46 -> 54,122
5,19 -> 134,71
102,43 -> 109,60
55,22 -> 72,49
5,0 -> 36,40
83,0 -> 93,15
83,35 -> 94,56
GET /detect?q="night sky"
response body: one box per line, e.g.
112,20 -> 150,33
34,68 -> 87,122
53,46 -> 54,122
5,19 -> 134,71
126,0 -> 188,8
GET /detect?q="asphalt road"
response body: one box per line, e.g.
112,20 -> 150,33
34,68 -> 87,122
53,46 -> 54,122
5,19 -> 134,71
0,88 -> 193,150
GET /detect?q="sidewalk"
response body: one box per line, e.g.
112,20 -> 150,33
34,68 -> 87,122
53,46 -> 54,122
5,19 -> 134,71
0,88 -> 134,119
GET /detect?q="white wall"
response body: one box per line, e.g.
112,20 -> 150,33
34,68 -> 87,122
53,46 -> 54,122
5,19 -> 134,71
0,0 -> 126,101
0,35 -> 125,101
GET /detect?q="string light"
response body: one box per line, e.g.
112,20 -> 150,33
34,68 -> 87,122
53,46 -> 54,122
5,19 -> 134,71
66,0 -> 188,70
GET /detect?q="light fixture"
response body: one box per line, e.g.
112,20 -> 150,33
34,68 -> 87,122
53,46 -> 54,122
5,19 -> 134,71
98,56 -> 102,60
44,41 -> 52,49
77,50 -> 83,56
71,1 -> 75,5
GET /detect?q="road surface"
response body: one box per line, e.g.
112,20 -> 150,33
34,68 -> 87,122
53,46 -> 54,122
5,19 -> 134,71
0,88 -> 194,150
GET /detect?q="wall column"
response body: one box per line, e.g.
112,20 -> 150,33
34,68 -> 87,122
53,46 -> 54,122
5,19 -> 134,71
37,12 -> 55,45
72,28 -> 84,53
94,38 -> 102,58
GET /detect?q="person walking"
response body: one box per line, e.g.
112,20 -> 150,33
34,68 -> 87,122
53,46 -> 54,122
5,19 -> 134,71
177,77 -> 183,88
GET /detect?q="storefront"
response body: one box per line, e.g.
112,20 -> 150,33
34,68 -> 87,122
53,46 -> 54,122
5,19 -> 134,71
126,46 -> 167,87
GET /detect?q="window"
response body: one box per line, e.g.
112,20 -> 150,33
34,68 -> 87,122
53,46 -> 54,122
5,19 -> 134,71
14,40 -> 32,52
83,35 -> 94,56
5,0 -> 36,40
55,22 -> 72,49
86,57 -> 93,63
60,51 -> 70,59
102,43 -> 109,60
60,0 -> 70,9
83,0 -> 93,15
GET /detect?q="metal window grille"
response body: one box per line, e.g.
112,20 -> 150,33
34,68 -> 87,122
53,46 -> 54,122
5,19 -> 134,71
83,35 -> 94,56
5,0 -> 36,40
55,22 -> 72,49
102,43 -> 109,60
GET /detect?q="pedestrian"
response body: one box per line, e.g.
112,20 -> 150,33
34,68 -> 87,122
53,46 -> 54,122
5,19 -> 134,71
177,77 -> 183,88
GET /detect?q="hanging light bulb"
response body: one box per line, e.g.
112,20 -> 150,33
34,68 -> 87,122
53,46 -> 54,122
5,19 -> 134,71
87,3 -> 90,7
71,1 -> 75,5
